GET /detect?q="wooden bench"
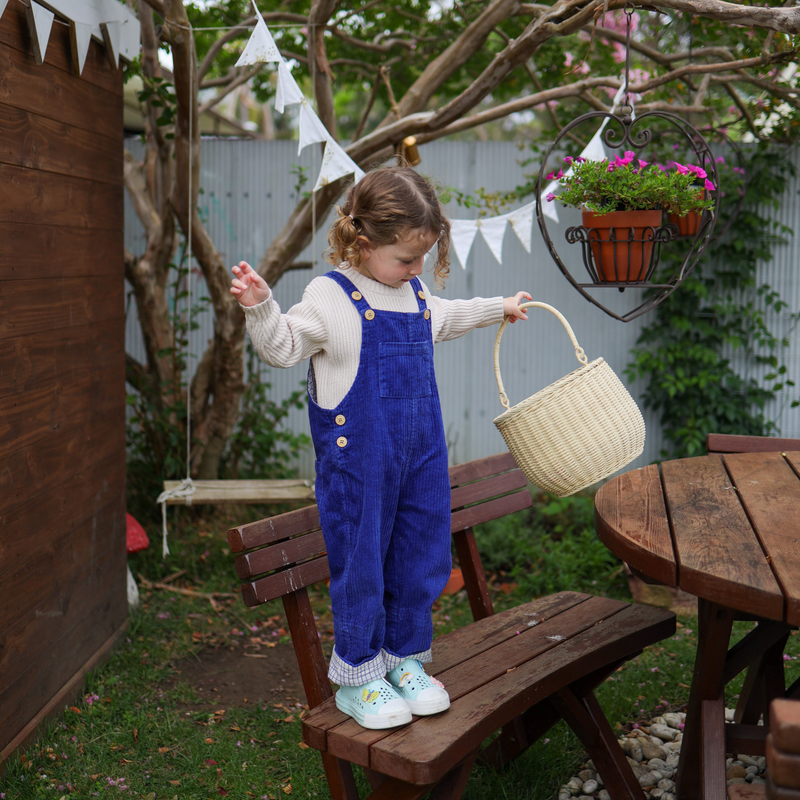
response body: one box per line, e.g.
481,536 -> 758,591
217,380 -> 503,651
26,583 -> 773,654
228,452 -> 676,800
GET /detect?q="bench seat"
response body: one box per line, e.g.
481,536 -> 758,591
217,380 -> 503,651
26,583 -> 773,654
303,592 -> 674,785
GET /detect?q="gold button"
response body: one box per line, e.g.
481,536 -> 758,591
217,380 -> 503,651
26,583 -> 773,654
335,414 -> 346,426
351,291 -> 362,301
336,436 -> 347,448
424,309 -> 430,320
364,309 -> 375,320
417,290 -> 425,300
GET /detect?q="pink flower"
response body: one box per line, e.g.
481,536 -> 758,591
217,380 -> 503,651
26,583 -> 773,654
575,156 -> 587,163
704,178 -> 715,191
687,164 -> 707,179
564,156 -> 574,164
675,163 -> 690,175
546,193 -> 557,202
638,159 -> 649,169
715,156 -> 726,164
564,52 -> 574,67
546,171 -> 556,180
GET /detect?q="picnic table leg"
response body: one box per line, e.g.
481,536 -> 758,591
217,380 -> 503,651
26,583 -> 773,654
552,687 -> 644,800
734,629 -> 790,726
675,599 -> 734,800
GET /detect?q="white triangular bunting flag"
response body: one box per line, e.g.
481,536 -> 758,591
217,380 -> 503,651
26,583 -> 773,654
101,20 -> 121,69
69,20 -> 92,76
26,1 -> 54,65
541,189 -> 560,223
477,215 -> 508,265
507,202 -> 535,254
582,129 -> 606,163
298,101 -> 331,155
449,220 -> 479,270
313,138 -> 363,192
0,0 -> 10,22
236,2 -> 282,66
275,60 -> 304,113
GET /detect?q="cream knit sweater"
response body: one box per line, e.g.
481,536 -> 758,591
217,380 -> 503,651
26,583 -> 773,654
242,263 -> 505,409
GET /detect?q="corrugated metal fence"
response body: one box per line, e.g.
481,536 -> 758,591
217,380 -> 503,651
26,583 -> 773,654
124,138 -> 800,479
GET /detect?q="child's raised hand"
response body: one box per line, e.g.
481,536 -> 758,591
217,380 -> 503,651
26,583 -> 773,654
230,261 -> 271,307
503,292 -> 532,323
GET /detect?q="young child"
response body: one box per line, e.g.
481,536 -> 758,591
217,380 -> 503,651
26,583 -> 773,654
231,167 -> 530,730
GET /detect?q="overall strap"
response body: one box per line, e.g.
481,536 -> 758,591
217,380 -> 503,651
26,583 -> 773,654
410,278 -> 428,312
325,270 -> 373,314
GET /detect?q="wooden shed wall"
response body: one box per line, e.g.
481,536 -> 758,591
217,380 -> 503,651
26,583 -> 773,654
0,2 -> 127,758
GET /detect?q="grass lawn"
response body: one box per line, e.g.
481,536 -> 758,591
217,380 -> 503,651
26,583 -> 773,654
2,497 -> 798,800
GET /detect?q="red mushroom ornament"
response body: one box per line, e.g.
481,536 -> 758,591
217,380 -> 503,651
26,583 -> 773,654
126,513 -> 149,607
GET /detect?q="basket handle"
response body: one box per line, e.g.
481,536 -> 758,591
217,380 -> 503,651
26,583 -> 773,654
494,301 -> 589,410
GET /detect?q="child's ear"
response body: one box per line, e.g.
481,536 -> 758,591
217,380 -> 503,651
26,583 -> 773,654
357,235 -> 372,259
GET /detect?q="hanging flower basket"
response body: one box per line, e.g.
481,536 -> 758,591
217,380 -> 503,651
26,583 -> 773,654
668,189 -> 706,237
570,208 -> 668,284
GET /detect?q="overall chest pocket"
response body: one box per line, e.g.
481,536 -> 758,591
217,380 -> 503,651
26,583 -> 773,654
378,341 -> 434,398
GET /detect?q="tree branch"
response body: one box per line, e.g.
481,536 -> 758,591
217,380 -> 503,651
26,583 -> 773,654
198,65 -> 263,116
308,0 -> 340,139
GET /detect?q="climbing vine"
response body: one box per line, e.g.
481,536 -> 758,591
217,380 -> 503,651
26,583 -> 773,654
624,142 -> 798,458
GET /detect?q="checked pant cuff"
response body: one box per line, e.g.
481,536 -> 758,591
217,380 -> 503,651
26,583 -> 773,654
328,647 -> 386,687
382,647 -> 432,672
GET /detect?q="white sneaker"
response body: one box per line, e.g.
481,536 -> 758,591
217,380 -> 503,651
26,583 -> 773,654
335,678 -> 412,729
386,659 -> 450,716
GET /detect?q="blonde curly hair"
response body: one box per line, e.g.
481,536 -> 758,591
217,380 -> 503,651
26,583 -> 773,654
326,167 -> 451,287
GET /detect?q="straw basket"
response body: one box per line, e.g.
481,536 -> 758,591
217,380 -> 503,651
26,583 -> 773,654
493,302 -> 645,496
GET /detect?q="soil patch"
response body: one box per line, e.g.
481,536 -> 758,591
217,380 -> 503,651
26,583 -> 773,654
171,643 -> 306,711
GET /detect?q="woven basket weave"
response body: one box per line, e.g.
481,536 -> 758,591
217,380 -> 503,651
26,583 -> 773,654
493,302 -> 645,497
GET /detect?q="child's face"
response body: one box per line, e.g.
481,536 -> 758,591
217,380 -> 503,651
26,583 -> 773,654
357,228 -> 438,288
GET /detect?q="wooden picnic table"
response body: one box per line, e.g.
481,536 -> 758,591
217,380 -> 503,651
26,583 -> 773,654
594,451 -> 800,800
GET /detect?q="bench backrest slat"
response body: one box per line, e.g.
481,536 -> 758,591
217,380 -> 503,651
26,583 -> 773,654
451,490 -> 531,533
229,453 -> 530,606
449,451 -> 517,487
706,433 -> 800,455
235,530 -> 326,580
242,556 -> 330,607
450,469 -> 527,510
229,504 -> 320,553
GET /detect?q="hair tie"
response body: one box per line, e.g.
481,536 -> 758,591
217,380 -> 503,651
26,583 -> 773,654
347,214 -> 354,221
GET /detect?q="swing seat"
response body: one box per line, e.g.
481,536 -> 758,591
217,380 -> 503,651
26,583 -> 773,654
162,479 -> 315,505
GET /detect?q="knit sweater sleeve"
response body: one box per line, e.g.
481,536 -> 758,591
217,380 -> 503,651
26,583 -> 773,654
425,286 -> 506,344
241,284 -> 328,368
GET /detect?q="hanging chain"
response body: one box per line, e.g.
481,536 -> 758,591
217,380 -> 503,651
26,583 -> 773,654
622,1 -> 636,123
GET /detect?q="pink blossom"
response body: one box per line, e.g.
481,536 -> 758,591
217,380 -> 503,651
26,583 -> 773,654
638,159 -> 649,169
564,156 -> 574,164
674,163 -> 690,175
687,164 -> 708,179
575,156 -> 587,163
704,179 -> 715,191
612,41 -> 626,64
557,168 -> 564,179
546,193 -> 557,202
715,156 -> 726,164
564,52 -> 574,67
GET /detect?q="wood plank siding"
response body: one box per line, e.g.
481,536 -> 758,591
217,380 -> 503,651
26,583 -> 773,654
0,1 -> 127,760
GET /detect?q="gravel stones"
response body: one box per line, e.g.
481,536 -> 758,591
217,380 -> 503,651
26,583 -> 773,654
560,709 -> 770,799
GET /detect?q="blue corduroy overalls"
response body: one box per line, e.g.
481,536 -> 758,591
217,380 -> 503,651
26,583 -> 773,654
308,271 -> 452,687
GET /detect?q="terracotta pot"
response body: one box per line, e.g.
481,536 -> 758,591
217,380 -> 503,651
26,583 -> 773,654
668,190 -> 705,237
582,208 -> 664,283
